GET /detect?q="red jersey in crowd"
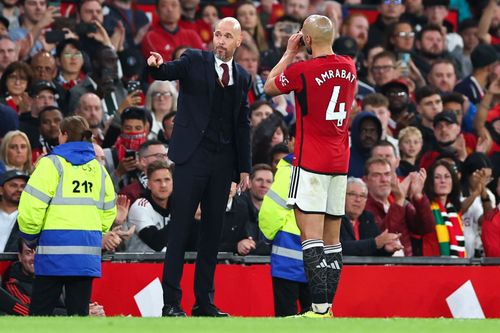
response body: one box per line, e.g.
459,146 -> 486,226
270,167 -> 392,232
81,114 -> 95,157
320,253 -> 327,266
274,54 -> 357,174
141,24 -> 204,62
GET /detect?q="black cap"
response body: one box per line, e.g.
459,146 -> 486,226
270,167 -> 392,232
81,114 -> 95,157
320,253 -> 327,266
30,80 -> 58,97
380,79 -> 410,94
433,110 -> 458,127
471,44 -> 498,69
0,170 -> 29,186
259,49 -> 280,72
333,36 -> 358,58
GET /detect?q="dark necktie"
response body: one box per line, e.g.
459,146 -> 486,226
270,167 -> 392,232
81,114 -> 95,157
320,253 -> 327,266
221,63 -> 229,87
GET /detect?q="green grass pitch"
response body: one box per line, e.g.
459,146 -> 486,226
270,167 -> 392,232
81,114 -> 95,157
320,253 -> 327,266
1,317 -> 500,333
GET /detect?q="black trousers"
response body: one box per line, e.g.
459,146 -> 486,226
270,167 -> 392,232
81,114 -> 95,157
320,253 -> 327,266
29,276 -> 93,316
163,143 -> 234,307
272,277 -> 311,317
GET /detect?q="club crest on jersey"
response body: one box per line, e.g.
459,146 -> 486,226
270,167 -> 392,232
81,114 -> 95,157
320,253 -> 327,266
315,69 -> 356,86
279,73 -> 290,86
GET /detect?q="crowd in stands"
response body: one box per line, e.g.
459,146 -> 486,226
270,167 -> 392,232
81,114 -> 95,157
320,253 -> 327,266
0,0 -> 500,315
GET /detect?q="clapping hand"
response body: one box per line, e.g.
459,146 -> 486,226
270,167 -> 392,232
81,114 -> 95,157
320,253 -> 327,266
114,194 -> 131,225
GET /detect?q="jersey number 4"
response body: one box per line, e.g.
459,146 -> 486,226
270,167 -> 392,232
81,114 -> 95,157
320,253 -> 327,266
325,86 -> 347,126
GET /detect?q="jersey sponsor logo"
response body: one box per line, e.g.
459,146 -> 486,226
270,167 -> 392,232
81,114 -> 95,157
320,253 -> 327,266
279,73 -> 290,86
315,69 -> 356,86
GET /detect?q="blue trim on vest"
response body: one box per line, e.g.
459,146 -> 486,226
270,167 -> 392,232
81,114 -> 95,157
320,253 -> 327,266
19,231 -> 39,241
35,254 -> 101,277
271,231 -> 307,283
38,230 -> 102,247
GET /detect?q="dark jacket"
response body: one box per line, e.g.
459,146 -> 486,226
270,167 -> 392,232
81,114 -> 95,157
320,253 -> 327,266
340,212 -> 392,256
348,111 -> 382,178
149,49 -> 252,179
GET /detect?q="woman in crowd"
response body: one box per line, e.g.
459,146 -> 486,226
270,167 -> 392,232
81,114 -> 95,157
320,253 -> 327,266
423,160 -> 466,257
252,113 -> 288,166
144,80 -> 178,140
0,130 -> 33,175
0,61 -> 33,114
199,3 -> 220,29
235,1 -> 268,52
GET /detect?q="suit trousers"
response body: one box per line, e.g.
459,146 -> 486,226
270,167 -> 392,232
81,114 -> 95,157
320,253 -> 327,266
163,142 -> 234,307
29,276 -> 93,316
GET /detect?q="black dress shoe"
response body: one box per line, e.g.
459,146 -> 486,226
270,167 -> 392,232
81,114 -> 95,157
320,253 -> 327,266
162,304 -> 187,317
191,304 -> 230,317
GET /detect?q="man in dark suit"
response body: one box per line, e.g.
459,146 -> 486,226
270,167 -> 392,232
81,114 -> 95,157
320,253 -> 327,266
147,17 -> 251,317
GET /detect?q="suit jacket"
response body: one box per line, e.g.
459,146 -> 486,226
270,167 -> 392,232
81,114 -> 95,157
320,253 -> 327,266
150,49 -> 252,176
340,212 -> 392,256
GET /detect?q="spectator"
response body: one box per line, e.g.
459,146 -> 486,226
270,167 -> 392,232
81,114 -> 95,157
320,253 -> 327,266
371,140 -> 401,175
270,143 -> 289,175
258,154 -> 311,317
340,177 -> 403,256
0,36 -> 18,77
386,20 -> 415,55
420,110 -> 488,169
252,113 -> 288,166
31,106 -> 63,161
0,103 -> 19,140
141,0 -> 203,62
19,80 -> 57,152
249,100 -> 274,129
0,131 -> 32,174
340,13 -> 369,50
0,0 -> 21,31
68,44 -> 128,118
126,160 -> 172,252
3,239 -> 106,316
267,15 -> 302,56
179,0 -> 213,44
348,111 -> 382,178
367,0 -> 406,49
379,79 -> 415,133
144,80 -> 178,140
363,156 -> 434,256
55,39 -> 85,91
402,0 -> 426,29
220,164 -> 273,256
236,1 -> 268,52
362,92 -> 398,150
422,160 -> 466,257
119,140 -> 169,204
103,0 -> 150,51
442,91 -> 478,135
454,43 -> 499,106
0,61 -> 33,114
460,153 -> 496,258
0,170 -> 28,252
458,19 -> 479,77
427,59 -> 457,94
198,3 -> 220,29
75,93 -> 105,145
482,175 -> 500,257
370,51 -> 400,89
104,107 -> 148,189
412,85 -> 442,154
283,0 -> 309,22
412,24 -> 461,79
398,126 -> 423,177
9,0 -> 59,57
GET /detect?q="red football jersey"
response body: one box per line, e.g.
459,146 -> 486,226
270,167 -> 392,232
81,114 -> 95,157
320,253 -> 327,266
274,54 -> 357,174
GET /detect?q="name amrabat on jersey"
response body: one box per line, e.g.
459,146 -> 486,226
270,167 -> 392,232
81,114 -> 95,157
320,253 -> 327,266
315,69 -> 356,86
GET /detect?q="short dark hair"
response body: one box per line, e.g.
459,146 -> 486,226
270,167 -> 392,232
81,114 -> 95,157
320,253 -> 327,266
121,107 -> 148,125
146,159 -> 171,178
38,106 -> 63,124
442,92 -> 465,106
416,24 -> 443,41
362,93 -> 389,109
250,163 -> 273,180
429,58 -> 456,74
415,86 -> 441,104
372,51 -> 396,65
77,0 -> 101,13
138,139 -> 165,158
162,111 -> 176,123
17,238 -> 29,253
55,38 -> 83,58
250,100 -> 274,117
371,140 -> 398,158
270,143 -> 289,158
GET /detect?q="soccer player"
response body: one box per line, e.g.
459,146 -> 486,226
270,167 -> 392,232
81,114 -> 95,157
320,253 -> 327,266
264,15 -> 357,318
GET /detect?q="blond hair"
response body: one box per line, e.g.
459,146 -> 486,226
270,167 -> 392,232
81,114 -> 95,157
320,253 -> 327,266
0,130 -> 33,174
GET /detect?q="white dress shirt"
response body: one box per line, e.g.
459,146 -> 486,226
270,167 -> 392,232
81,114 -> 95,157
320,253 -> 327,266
214,56 -> 234,86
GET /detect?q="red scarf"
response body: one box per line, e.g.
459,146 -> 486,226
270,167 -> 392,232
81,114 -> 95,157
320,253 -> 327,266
5,95 -> 19,113
114,131 -> 147,161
